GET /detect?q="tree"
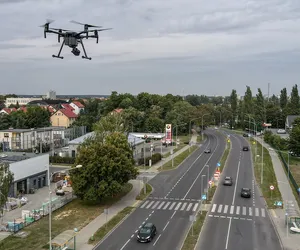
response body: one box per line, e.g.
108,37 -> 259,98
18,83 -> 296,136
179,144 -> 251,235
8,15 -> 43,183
229,89 -> 238,128
244,85 -> 254,115
254,88 -> 265,123
289,118 -> 300,155
279,88 -> 288,109
288,84 -> 300,115
70,132 -> 138,202
25,106 -> 51,128
0,163 -> 14,221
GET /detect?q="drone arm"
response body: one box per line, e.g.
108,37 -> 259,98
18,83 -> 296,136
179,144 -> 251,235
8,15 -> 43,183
79,39 -> 91,60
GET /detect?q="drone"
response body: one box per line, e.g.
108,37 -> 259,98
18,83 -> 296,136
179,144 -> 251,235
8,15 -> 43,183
40,19 -> 112,60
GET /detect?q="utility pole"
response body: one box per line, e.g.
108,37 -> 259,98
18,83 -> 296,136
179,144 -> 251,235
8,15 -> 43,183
268,83 -> 270,102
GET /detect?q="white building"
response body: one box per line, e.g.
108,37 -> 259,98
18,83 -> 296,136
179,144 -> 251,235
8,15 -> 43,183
70,101 -> 85,115
5,97 -> 42,107
45,90 -> 56,100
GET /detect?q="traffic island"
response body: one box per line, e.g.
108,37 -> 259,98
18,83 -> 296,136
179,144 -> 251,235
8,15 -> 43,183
136,183 -> 152,200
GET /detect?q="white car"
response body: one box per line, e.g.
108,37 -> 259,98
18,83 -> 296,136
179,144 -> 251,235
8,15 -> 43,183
277,129 -> 286,134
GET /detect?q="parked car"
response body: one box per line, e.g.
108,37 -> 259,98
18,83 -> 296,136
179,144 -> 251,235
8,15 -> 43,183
223,176 -> 233,186
242,146 -> 249,151
137,223 -> 157,242
277,129 -> 286,134
241,188 -> 251,198
243,133 -> 249,137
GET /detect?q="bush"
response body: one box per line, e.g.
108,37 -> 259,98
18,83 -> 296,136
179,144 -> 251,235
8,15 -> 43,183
138,153 -> 162,166
264,131 -> 288,151
49,156 -> 76,164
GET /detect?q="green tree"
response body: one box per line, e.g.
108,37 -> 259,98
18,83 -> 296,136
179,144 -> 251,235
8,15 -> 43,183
254,88 -> 265,123
279,88 -> 288,109
0,163 -> 14,221
0,114 -> 11,130
25,106 -> 50,128
229,89 -> 238,128
10,110 -> 27,128
289,118 -> 300,155
288,84 -> 300,115
244,85 -> 254,115
70,132 -> 138,202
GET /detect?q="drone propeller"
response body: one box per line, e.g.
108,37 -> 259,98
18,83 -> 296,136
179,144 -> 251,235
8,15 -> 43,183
89,28 -> 112,43
39,19 -> 55,38
70,20 -> 102,28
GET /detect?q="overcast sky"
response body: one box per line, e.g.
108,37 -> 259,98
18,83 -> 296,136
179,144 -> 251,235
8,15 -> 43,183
0,0 -> 300,97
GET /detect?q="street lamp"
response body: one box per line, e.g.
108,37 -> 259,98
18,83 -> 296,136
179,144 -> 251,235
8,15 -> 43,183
205,165 -> 209,200
48,164 -> 83,250
171,123 -> 186,167
201,114 -> 210,141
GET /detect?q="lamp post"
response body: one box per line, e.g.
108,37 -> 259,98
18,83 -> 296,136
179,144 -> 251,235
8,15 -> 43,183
205,165 -> 209,200
201,114 -> 210,141
172,123 -> 186,167
48,164 -> 82,250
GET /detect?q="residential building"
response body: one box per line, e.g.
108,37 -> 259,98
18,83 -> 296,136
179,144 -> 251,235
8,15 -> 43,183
70,101 -> 85,115
0,108 -> 17,115
45,90 -> 56,100
5,97 -> 42,107
0,152 -> 49,197
50,109 -> 78,128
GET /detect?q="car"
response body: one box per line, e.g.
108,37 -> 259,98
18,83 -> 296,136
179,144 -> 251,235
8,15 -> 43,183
223,176 -> 233,186
277,129 -> 286,134
204,148 -> 211,153
56,189 -> 65,196
241,188 -> 251,198
243,133 -> 249,137
137,222 -> 157,242
242,146 -> 249,151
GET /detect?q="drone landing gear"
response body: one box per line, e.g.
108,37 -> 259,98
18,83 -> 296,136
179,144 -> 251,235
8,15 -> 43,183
52,40 -> 65,59
80,39 -> 92,60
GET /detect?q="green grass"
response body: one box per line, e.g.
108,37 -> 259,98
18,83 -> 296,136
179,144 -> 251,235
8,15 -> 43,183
0,183 -> 133,250
207,186 -> 217,203
220,141 -> 231,172
158,146 -> 198,171
181,212 -> 207,250
88,206 -> 135,245
249,139 -> 283,208
136,183 -> 152,200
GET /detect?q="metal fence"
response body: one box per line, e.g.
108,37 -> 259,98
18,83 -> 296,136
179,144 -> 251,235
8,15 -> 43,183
278,152 -> 300,195
0,192 -> 75,233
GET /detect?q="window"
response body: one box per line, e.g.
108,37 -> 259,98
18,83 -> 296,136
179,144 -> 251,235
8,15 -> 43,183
4,133 -> 9,137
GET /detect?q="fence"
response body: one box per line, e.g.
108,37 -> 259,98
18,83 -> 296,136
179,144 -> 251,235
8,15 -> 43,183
278,152 -> 300,195
0,192 -> 75,233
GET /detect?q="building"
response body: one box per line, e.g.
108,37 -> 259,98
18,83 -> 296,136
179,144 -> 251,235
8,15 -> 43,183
5,97 -> 42,107
0,152 -> 49,197
70,101 -> 85,115
50,109 -> 78,128
67,132 -> 145,158
0,126 -> 86,152
285,115 -> 300,131
45,90 -> 56,100
0,108 -> 17,115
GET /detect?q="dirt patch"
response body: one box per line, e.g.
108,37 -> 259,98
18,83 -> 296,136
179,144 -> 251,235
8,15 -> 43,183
53,210 -> 76,220
290,165 -> 300,186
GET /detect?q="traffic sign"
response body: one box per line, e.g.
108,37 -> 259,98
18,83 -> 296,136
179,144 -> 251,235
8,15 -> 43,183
209,180 -> 212,185
217,162 -> 221,167
277,201 -> 282,206
202,194 -> 207,200
298,188 -> 300,193
270,185 -> 274,190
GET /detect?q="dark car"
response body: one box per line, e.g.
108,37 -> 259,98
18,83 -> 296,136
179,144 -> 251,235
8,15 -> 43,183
137,223 -> 157,242
243,133 -> 249,137
223,176 -> 233,186
241,188 -> 251,198
204,148 -> 211,153
242,146 -> 249,151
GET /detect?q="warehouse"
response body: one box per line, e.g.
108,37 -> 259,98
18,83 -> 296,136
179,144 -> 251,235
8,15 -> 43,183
0,152 -> 49,197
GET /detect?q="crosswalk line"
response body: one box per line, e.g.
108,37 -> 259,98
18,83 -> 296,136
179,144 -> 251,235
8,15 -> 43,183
152,201 -> 160,209
140,201 -> 149,209
157,201 -> 165,209
242,207 -> 246,216
255,208 -> 259,217
187,203 -> 193,211
261,208 -> 265,217
193,203 -> 198,212
181,202 -> 187,211
230,206 -> 234,214
236,206 -> 240,215
217,205 -> 223,213
211,204 -> 217,213
249,207 -> 252,216
175,202 -> 182,211
169,202 -> 176,210
163,202 -> 170,210
224,205 -> 228,214
146,201 -> 155,209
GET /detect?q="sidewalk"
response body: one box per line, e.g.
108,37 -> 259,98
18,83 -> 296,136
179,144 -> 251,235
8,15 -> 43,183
255,137 -> 300,250
140,134 -> 198,173
76,179 -> 143,250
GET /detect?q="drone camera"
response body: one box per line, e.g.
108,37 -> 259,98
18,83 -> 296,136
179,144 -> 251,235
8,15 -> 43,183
71,47 -> 80,56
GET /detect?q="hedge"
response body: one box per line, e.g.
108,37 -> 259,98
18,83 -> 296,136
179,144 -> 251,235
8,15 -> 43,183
138,153 -> 162,166
263,130 -> 288,151
49,156 -> 76,164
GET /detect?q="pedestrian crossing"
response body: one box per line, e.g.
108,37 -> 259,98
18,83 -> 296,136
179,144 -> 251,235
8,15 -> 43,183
210,204 -> 266,218
139,200 -> 199,212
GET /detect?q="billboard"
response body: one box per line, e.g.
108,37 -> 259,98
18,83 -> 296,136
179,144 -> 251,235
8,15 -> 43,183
165,124 -> 172,144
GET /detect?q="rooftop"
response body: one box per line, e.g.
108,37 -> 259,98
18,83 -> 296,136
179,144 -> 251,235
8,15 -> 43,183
0,151 -> 41,163
0,126 -> 67,133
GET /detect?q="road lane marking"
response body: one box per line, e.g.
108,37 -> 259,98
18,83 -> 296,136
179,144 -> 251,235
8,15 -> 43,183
232,161 -> 241,205
255,208 -> 259,216
225,217 -> 232,249
187,203 -> 193,211
211,204 -> 217,213
224,205 -> 228,214
163,202 -> 170,210
171,211 -> 176,219
249,207 -> 252,216
163,221 -> 170,231
218,205 -> 223,213
175,202 -> 182,211
157,201 -> 165,209
193,203 -> 198,212
140,201 -> 149,208
236,206 -> 240,215
230,206 -> 234,214
261,208 -> 265,217
120,239 -> 130,250
242,206 -> 246,215
180,202 -> 187,211
169,202 -> 176,210
153,234 -> 162,246
146,201 -> 154,209
152,201 -> 160,209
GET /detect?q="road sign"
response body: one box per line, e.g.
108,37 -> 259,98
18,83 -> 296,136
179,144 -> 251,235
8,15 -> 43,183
298,188 -> 300,193
227,139 -> 230,143
204,188 -> 208,193
217,162 -> 221,167
209,180 -> 212,185
276,201 -> 282,206
270,185 -> 274,190
202,194 -> 207,200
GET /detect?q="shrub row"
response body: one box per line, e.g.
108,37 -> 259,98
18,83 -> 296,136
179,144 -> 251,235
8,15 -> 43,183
263,130 -> 288,151
138,153 -> 162,166
49,156 -> 76,164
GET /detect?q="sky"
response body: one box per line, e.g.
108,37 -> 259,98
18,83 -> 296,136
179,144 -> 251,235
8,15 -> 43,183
0,0 -> 300,97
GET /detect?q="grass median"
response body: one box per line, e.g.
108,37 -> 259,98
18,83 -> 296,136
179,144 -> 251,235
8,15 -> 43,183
0,183 -> 133,250
159,146 -> 198,171
181,211 -> 207,250
88,206 -> 135,245
250,139 -> 282,208
136,183 -> 152,200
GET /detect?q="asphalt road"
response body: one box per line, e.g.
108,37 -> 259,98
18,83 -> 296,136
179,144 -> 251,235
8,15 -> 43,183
94,129 -> 226,250
197,131 -> 282,250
